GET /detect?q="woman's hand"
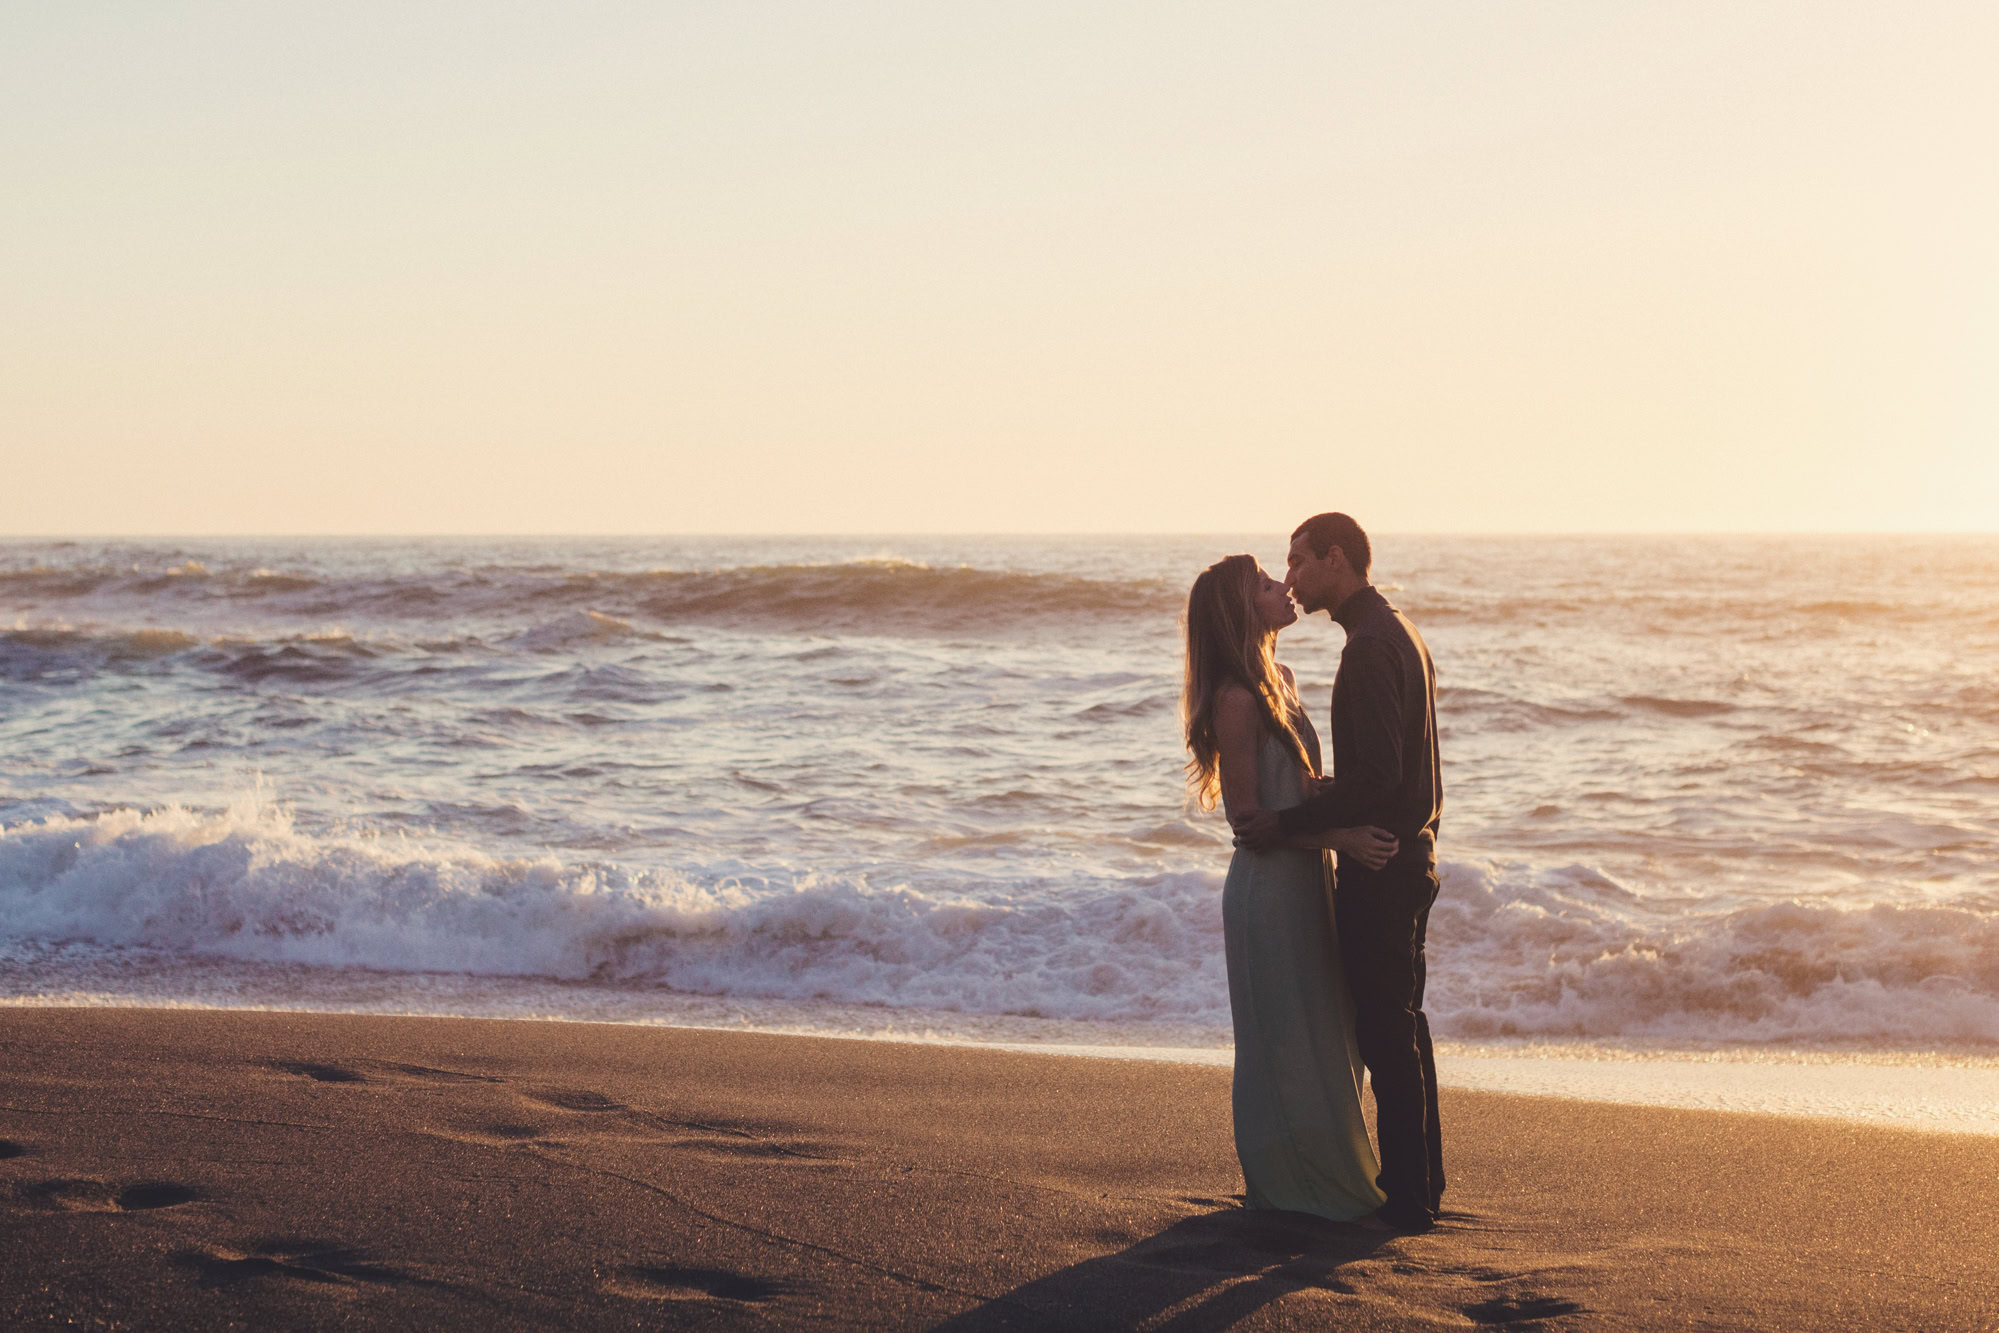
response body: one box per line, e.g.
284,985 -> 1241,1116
1331,826 -> 1398,870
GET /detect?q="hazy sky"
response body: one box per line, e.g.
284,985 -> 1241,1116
4,2 -> 1994,534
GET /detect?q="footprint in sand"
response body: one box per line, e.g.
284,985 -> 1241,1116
178,1237 -> 416,1290
1415,1262 -> 1513,1282
425,1122 -> 561,1149
268,1058 -> 505,1086
371,1061 -> 506,1085
271,1060 -> 368,1084
20,1177 -> 112,1211
513,1091 -> 840,1165
480,1123 -> 545,1141
606,1263 -> 790,1304
527,1088 -> 625,1113
117,1181 -> 203,1211
1465,1292 -> 1588,1324
19,1177 -> 203,1212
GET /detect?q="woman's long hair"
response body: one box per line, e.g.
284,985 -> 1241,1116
1181,554 -> 1315,811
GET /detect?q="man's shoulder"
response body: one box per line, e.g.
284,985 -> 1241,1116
1341,603 -> 1407,650
1340,608 -> 1428,679
1338,629 -> 1401,673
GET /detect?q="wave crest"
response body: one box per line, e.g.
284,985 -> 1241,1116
614,562 -> 1167,631
4,805 -> 1996,1049
1429,862 -> 1999,1047
1,557 -> 1172,635
0,802 -> 1229,1024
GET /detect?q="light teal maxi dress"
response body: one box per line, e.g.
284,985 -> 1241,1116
1223,717 -> 1387,1221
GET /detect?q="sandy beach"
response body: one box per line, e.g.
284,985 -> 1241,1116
0,1008 -> 1992,1330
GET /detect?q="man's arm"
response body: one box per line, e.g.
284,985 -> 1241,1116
1275,638 -> 1406,836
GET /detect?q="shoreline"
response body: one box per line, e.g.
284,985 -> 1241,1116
3,1006 -> 1996,1329
8,995 -> 1998,1137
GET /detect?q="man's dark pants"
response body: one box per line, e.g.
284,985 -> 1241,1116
1334,862 -> 1444,1223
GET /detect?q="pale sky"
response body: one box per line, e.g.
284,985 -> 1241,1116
3,2 -> 1995,534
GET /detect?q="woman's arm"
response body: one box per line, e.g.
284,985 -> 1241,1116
1219,678 -> 1395,867
1213,685 -> 1263,825
1276,766 -> 1399,866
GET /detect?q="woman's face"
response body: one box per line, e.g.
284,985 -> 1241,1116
1251,564 -> 1298,633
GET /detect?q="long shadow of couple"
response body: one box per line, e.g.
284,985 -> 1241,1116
929,1204 -> 1395,1331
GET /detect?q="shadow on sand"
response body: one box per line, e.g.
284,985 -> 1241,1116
930,1206 -> 1394,1331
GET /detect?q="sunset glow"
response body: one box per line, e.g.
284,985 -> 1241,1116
3,2 -> 1993,534
6,8 -> 1999,1321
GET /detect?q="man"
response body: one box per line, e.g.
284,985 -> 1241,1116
1232,512 -> 1444,1233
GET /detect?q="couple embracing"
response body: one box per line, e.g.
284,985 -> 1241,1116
1182,512 -> 1445,1234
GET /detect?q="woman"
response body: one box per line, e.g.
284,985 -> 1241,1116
1183,554 -> 1394,1224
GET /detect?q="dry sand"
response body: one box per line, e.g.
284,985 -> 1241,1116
2,1008 -> 1993,1330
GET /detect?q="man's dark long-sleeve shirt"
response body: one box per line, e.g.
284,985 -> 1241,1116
1278,585 -> 1442,866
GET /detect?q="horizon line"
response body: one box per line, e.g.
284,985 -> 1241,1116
3,529 -> 1997,541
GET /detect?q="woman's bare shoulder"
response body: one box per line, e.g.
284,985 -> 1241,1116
1214,684 -> 1260,731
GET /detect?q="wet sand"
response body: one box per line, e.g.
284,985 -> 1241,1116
1,1008 -> 1993,1330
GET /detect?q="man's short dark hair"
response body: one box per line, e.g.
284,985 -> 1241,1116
1291,513 -> 1371,580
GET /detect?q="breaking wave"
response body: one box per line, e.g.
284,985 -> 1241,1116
0,803 -> 1227,1024
4,803 -> 1995,1050
1428,861 -> 1999,1048
0,557 -> 1172,635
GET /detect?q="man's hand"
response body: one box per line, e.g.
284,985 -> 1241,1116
1334,825 -> 1399,870
1230,807 -> 1282,852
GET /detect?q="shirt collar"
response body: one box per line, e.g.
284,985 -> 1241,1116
1331,584 -> 1385,630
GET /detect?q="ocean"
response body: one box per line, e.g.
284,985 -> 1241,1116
4,535 -> 1996,1126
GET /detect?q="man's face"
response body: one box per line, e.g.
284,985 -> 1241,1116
1284,533 -> 1340,613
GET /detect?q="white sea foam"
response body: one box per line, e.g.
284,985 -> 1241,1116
4,802 -> 1995,1052
0,801 -> 1229,1023
6,530 -> 1997,1067
1426,860 -> 1999,1048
